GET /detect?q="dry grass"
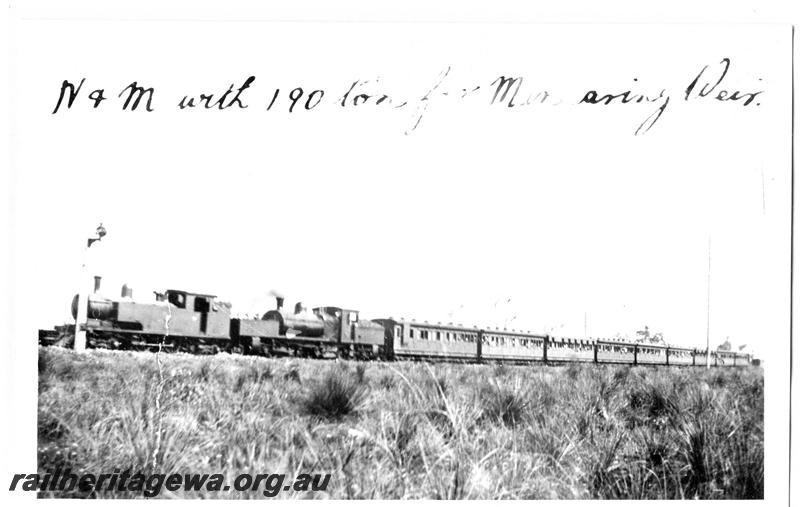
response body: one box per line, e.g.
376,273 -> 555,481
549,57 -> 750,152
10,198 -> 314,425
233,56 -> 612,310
37,347 -> 763,499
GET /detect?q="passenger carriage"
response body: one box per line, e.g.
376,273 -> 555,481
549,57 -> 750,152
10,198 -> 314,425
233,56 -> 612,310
546,337 -> 595,363
668,347 -> 696,366
636,343 -> 667,365
715,350 -> 740,367
374,318 -> 479,360
481,328 -> 546,362
596,339 -> 636,364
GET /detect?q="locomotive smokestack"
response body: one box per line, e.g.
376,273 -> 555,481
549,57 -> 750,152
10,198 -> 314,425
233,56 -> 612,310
276,296 -> 284,310
93,276 -> 102,294
121,284 -> 133,298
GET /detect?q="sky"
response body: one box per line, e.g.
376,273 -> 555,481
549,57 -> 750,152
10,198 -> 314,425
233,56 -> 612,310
8,22 -> 791,360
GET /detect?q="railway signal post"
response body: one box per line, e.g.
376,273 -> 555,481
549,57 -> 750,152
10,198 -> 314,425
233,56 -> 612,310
74,223 -> 106,353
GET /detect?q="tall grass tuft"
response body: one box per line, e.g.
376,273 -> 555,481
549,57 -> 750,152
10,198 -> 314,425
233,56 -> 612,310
565,361 -> 583,380
354,363 -> 368,384
301,365 -> 368,421
477,380 -> 529,427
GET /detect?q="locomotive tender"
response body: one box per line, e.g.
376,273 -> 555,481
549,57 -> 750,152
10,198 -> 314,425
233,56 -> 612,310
39,281 -> 752,367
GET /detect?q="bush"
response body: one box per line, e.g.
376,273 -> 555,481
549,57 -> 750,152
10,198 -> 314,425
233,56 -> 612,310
477,381 -> 529,427
565,362 -> 583,381
284,363 -> 302,383
233,363 -> 272,392
301,366 -> 368,421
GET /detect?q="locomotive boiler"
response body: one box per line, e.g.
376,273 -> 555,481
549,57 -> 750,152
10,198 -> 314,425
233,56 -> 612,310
263,299 -> 326,337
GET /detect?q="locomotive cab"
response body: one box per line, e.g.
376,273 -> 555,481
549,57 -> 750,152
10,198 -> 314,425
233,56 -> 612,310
314,306 -> 360,343
158,289 -> 230,337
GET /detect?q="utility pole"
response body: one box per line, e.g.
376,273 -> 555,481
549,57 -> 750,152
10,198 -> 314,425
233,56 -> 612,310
74,223 -> 107,352
706,236 -> 711,369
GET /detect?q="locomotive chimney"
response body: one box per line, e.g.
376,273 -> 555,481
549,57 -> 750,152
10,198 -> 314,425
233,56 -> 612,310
93,276 -> 102,294
121,284 -> 133,298
276,296 -> 284,310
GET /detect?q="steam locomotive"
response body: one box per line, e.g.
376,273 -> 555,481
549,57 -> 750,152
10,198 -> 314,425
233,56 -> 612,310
38,279 -> 752,367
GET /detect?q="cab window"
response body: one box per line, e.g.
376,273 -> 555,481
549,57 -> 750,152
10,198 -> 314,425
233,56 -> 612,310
168,292 -> 186,309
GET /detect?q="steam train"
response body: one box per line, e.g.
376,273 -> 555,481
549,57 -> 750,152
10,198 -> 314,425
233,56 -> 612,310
38,280 -> 752,367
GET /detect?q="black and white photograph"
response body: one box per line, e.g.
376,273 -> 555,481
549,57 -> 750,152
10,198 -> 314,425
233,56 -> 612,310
1,1 -> 795,502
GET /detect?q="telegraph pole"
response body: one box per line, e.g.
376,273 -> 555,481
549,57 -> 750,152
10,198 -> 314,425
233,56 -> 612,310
74,223 -> 107,352
705,236 -> 711,369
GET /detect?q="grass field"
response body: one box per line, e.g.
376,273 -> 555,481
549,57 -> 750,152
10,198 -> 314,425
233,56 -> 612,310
37,346 -> 763,499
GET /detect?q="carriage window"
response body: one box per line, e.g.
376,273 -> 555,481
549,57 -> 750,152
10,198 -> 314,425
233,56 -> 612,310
349,313 -> 358,324
435,331 -> 441,341
394,326 -> 401,339
410,329 -> 415,339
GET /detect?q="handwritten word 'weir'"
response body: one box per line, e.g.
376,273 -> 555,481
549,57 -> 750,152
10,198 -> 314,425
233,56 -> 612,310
50,59 -> 763,136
